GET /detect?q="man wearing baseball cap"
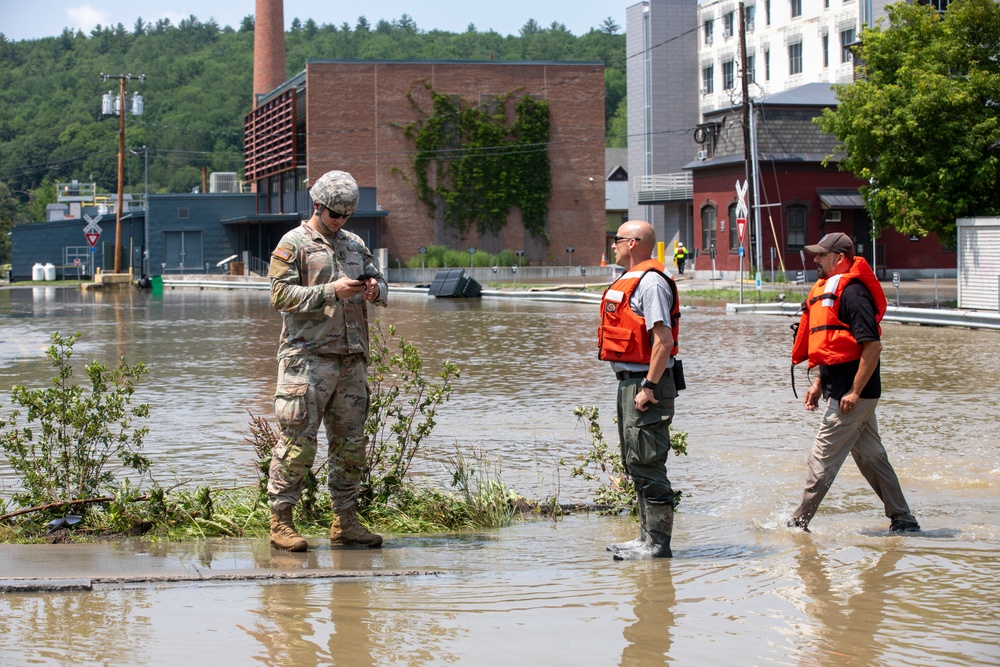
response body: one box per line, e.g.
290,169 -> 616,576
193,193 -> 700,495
788,232 -> 920,533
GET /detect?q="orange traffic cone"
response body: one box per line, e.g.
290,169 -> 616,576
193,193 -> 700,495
600,253 -> 606,267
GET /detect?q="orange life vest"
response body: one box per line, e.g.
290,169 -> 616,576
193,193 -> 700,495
791,256 -> 886,368
599,259 -> 680,363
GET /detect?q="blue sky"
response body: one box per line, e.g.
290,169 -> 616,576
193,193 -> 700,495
1,0 -> 628,41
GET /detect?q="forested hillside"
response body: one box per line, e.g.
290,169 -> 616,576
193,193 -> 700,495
0,13 -> 626,262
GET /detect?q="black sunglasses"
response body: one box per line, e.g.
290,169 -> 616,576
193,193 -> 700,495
613,235 -> 640,244
325,206 -> 349,220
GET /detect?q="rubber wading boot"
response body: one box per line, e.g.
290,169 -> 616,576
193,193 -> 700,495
330,506 -> 383,548
270,507 -> 308,552
613,501 -> 673,561
607,495 -> 648,552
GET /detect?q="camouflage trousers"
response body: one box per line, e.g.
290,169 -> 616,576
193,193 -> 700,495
267,353 -> 370,513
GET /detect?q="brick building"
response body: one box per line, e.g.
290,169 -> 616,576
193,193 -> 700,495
241,60 -> 608,267
689,83 -> 953,280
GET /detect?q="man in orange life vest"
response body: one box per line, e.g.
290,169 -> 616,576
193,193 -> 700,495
599,220 -> 682,559
789,232 -> 920,532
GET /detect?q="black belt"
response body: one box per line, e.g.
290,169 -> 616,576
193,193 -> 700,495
615,370 -> 648,381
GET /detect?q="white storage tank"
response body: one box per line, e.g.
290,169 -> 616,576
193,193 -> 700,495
32,263 -> 45,281
43,263 -> 56,281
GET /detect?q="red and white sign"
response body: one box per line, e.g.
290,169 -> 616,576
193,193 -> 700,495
85,232 -> 100,248
735,180 -> 749,245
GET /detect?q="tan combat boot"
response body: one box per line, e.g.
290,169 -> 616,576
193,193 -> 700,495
330,506 -> 383,548
270,506 -> 308,552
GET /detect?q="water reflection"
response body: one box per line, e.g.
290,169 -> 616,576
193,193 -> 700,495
791,538 -> 902,666
621,564 -> 676,666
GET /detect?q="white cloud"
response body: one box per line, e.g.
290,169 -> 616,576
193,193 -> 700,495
66,4 -> 110,33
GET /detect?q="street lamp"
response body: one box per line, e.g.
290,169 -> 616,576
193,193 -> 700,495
128,145 -> 149,276
100,73 -> 145,274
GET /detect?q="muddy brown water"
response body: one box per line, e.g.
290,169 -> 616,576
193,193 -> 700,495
0,287 -> 998,665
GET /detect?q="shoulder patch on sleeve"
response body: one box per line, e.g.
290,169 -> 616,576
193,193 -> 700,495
272,245 -> 294,263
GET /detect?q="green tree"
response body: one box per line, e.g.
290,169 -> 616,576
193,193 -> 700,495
817,0 -> 1000,244
600,17 -> 621,35
0,181 -> 26,263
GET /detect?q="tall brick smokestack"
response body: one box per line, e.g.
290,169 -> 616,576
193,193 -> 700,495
253,0 -> 286,106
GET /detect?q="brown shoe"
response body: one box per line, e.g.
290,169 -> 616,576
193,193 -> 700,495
330,506 -> 383,548
270,506 -> 308,552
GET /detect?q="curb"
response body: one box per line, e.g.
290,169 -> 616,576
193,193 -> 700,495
0,569 -> 442,593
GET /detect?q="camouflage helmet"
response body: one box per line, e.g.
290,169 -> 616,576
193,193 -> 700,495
309,170 -> 359,217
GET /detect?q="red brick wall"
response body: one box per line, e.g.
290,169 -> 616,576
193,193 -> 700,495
304,61 -> 606,265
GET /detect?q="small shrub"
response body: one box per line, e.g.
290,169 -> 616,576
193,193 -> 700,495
569,406 -> 687,515
0,332 -> 151,512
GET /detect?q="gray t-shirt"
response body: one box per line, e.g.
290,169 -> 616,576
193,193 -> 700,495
610,270 -> 675,374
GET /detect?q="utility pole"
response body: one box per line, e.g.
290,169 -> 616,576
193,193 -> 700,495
100,73 -> 145,274
738,3 -> 754,273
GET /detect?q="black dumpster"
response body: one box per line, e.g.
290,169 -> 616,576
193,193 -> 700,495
427,269 -> 482,298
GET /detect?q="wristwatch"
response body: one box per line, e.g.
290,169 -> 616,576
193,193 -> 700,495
640,378 -> 657,391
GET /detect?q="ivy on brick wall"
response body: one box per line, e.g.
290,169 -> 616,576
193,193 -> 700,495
399,84 -> 551,240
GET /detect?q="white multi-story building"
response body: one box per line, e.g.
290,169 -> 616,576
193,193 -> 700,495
627,0 -> 906,248
697,0 -> 867,112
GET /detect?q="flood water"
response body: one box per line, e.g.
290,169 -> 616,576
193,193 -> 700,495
1,286 -> 998,666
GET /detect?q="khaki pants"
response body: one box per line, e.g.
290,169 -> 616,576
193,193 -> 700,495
792,397 -> 916,525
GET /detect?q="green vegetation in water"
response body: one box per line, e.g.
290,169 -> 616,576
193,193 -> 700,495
567,406 -> 687,516
0,326 -> 539,543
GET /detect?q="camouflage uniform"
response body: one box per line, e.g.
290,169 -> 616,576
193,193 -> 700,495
266,213 -> 387,514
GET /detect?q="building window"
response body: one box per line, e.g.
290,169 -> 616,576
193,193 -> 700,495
822,34 -> 829,68
747,54 -> 756,83
789,42 -> 803,75
702,65 -> 714,94
723,60 -> 735,90
766,0 -> 771,25
701,205 -> 717,251
824,0 -> 830,7
765,49 -> 771,80
177,208 -> 189,219
841,28 -> 856,62
723,12 -> 734,38
747,4 -> 756,30
729,203 -> 739,250
704,20 -> 714,45
787,205 -> 807,249
790,0 -> 802,18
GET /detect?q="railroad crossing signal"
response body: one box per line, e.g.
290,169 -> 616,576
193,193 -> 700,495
83,213 -> 103,248
735,180 -> 749,244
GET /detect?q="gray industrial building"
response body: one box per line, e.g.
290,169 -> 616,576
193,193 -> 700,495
10,188 -> 384,282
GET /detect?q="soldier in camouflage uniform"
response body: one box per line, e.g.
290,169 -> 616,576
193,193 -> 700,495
266,170 -> 388,552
